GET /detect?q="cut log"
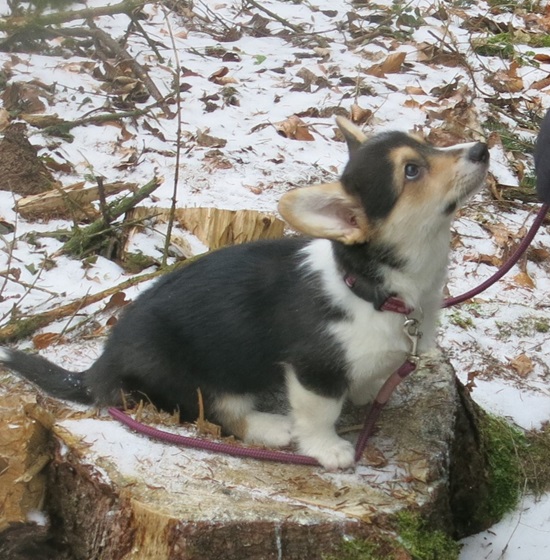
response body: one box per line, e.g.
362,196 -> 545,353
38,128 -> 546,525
0,350 -> 494,558
15,181 -> 135,220
128,207 -> 286,250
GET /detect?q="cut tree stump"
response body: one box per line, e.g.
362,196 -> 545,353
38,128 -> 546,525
0,350 -> 492,559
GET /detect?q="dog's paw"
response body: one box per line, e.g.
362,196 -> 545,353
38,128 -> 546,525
245,412 -> 293,448
298,435 -> 355,471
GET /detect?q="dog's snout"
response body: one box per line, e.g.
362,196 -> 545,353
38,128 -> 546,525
468,142 -> 489,164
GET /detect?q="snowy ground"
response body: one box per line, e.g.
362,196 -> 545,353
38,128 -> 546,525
0,0 -> 549,556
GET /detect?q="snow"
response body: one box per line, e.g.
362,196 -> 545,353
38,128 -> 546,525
460,494 -> 550,560
0,0 -> 549,555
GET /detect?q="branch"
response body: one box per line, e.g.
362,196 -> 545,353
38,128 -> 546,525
245,0 -> 303,34
61,176 -> 162,257
0,0 -> 147,33
85,22 -> 173,116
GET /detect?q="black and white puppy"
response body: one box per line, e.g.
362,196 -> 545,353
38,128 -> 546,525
0,118 -> 489,470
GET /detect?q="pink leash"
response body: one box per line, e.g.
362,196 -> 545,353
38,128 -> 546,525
109,203 -> 549,467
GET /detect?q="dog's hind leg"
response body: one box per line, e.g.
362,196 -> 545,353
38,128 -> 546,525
213,394 -> 293,448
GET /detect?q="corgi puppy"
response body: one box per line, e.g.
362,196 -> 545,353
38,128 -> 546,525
0,118 -> 489,470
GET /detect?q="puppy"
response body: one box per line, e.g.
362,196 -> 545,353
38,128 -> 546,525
0,118 -> 489,470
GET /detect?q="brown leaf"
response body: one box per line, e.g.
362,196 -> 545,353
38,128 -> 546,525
405,85 -> 427,95
486,65 -> 524,93
365,52 -> 406,77
0,108 -> 10,131
527,247 -> 550,263
509,353 -> 534,377
513,271 -> 535,289
364,445 -> 388,467
196,128 -> 227,148
275,115 -> 315,141
208,66 -> 237,85
531,76 -> 550,91
350,103 -> 373,125
464,253 -> 502,267
208,66 -> 229,81
103,291 -> 130,311
33,332 -> 66,350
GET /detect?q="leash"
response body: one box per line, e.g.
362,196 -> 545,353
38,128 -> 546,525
110,100 -> 550,467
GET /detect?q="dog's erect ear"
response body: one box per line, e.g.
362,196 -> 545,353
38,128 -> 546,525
278,182 -> 372,244
336,116 -> 367,156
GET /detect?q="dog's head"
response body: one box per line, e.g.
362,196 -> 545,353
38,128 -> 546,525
278,117 -> 489,244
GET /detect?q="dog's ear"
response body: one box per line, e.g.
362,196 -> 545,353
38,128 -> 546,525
336,116 -> 367,155
278,181 -> 372,244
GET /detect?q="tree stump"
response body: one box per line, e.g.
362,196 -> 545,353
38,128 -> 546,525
0,350 -> 493,559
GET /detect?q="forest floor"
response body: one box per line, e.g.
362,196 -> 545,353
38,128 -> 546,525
0,0 -> 549,557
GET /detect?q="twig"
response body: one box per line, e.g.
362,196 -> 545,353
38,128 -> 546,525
61,176 -> 162,257
96,176 -> 111,227
0,0 -> 147,33
245,0 -> 303,34
0,254 -> 203,343
85,22 -> 173,117
0,270 -> 154,343
161,6 -> 183,267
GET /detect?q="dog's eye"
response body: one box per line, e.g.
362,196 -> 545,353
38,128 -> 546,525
404,163 -> 420,180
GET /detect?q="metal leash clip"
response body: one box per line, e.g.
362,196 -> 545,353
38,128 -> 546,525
403,317 -> 422,364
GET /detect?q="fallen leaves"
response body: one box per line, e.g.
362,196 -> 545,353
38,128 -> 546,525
364,51 -> 406,77
275,115 -> 315,141
509,353 -> 534,378
208,66 -> 238,85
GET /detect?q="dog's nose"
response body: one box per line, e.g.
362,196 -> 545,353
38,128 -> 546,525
468,142 -> 489,164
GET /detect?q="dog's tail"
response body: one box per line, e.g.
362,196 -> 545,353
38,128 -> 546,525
0,347 -> 93,404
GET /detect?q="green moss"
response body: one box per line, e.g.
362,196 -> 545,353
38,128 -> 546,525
324,539 -> 388,560
481,415 -> 526,520
534,319 -> 550,333
325,512 -> 460,560
496,315 -> 550,339
448,311 -> 474,330
397,511 -> 460,560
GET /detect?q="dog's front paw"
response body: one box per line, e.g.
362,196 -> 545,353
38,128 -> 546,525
298,435 -> 355,471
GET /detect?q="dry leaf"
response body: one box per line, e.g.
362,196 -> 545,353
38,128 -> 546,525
196,128 -> 227,148
350,103 -> 373,125
531,76 -> 550,90
405,85 -> 427,95
527,247 -> 550,263
464,253 -> 502,267
365,51 -> 406,77
486,63 -> 524,94
208,66 -> 237,85
509,353 -> 534,377
33,332 -> 66,350
275,115 -> 315,141
513,271 -> 535,289
103,291 -> 130,311
364,445 -> 388,467
0,108 -> 10,131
